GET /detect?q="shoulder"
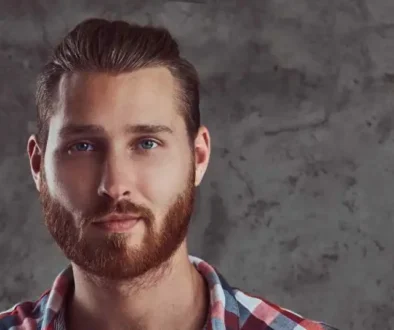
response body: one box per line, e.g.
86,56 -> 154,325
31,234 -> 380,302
232,288 -> 340,330
0,291 -> 50,330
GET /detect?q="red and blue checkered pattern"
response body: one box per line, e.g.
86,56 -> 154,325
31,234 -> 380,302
0,256 -> 338,330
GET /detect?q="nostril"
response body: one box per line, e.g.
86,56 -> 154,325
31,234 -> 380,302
98,184 -> 131,200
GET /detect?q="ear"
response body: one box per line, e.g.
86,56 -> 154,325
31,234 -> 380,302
27,135 -> 43,192
193,126 -> 211,187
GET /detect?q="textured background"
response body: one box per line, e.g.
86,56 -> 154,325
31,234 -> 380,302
1,1 -> 394,329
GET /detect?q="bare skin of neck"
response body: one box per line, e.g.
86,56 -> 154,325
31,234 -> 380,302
66,243 -> 209,330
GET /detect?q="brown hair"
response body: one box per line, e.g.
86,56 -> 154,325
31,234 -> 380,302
35,18 -> 201,150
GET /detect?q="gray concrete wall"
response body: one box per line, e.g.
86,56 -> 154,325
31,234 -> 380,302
1,1 -> 394,329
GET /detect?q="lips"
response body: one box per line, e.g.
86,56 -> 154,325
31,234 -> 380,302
92,214 -> 141,232
97,214 -> 141,223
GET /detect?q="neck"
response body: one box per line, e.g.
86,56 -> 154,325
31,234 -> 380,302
66,243 -> 209,330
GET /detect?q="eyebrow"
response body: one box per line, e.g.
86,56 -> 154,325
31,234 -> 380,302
59,124 -> 174,138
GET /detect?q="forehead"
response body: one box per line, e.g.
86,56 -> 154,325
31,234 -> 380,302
53,67 -> 181,128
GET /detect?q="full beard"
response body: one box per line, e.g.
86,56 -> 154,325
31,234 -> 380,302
39,163 -> 196,282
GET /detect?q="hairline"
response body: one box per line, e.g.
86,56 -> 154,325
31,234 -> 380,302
37,65 -> 195,151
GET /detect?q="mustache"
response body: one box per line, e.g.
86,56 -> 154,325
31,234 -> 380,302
84,199 -> 154,223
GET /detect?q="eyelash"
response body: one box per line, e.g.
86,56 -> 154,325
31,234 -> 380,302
67,138 -> 161,154
133,139 -> 160,151
67,142 -> 95,153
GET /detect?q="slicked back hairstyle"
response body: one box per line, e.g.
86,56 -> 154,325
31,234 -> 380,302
35,18 -> 201,151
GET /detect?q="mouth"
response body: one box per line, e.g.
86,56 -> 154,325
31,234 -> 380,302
92,214 -> 142,233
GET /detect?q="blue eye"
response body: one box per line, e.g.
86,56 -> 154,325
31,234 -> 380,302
70,142 -> 95,152
138,139 -> 158,150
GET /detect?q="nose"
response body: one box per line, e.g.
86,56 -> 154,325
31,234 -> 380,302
97,155 -> 132,201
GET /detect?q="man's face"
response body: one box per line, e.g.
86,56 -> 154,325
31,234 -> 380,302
33,68 -> 203,280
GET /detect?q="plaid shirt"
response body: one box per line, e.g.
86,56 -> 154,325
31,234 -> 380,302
0,256 -> 338,330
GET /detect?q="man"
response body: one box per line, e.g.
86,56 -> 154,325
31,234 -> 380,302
0,19 -> 339,330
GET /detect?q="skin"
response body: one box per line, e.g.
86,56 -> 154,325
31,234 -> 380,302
27,67 -> 211,330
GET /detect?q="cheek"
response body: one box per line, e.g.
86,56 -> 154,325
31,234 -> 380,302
136,155 -> 189,205
48,158 -> 99,211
